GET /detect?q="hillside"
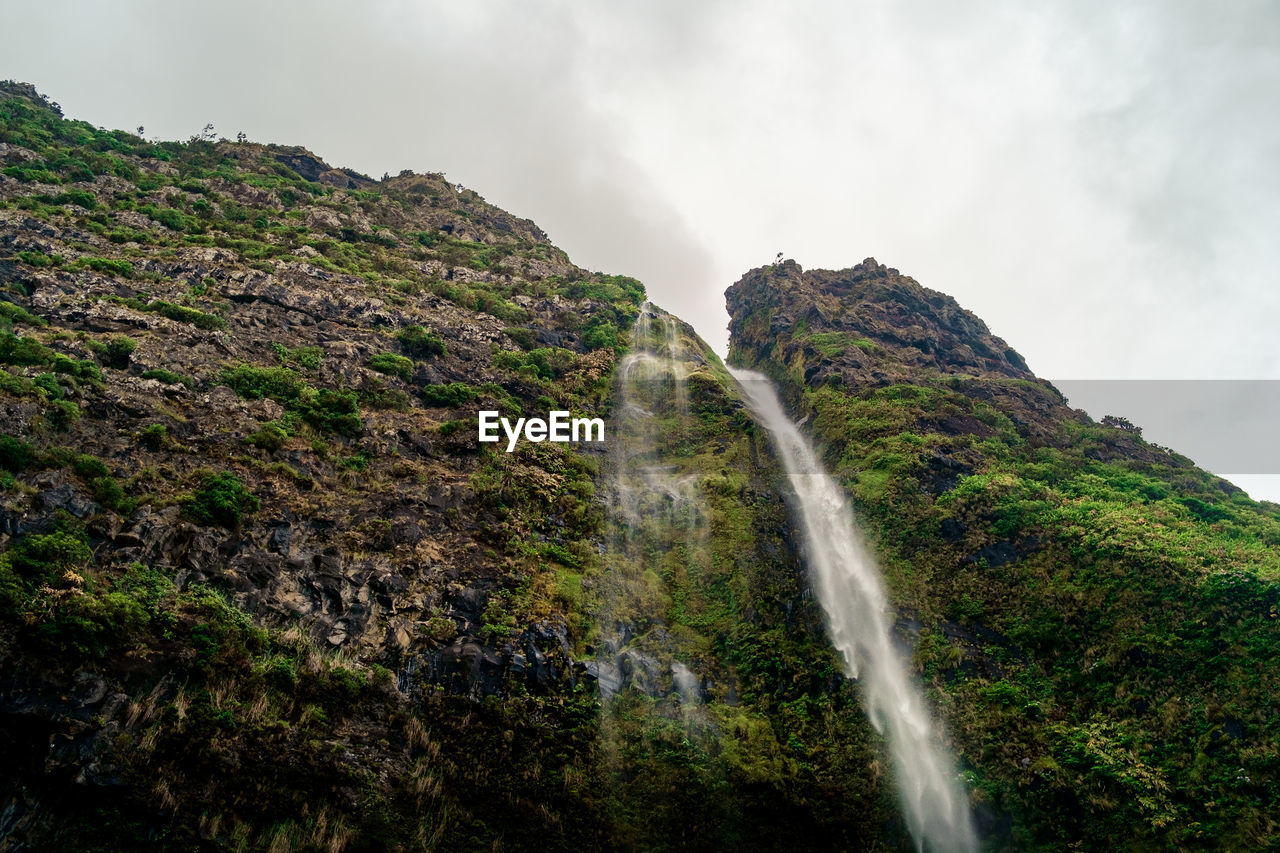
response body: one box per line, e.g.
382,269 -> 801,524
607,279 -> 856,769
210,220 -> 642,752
728,258 -> 1280,850
3,80 -> 1278,852
0,83 -> 913,850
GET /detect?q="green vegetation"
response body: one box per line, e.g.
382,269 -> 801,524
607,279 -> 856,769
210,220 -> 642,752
736,295 -> 1280,850
396,324 -> 445,358
492,346 -> 577,380
180,471 -> 259,528
105,296 -> 226,330
0,300 -> 46,327
0,331 -> 101,383
221,363 -> 361,435
140,367 -> 192,386
88,334 -> 137,368
70,255 -> 134,278
271,342 -> 323,369
420,381 -> 477,407
366,351 -> 414,381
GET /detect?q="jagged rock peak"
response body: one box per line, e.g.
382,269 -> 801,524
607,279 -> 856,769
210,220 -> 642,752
727,257 -> 1032,383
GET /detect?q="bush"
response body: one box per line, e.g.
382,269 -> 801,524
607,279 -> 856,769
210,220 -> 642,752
97,334 -> 137,368
493,346 -> 576,380
47,400 -> 80,430
108,297 -> 225,331
54,188 -> 97,210
16,250 -> 58,268
151,300 -> 225,331
71,256 -> 134,279
0,435 -> 35,473
0,332 -> 55,366
367,352 -> 414,382
89,475 -> 134,515
582,317 -> 619,351
32,373 -> 62,399
222,364 -> 308,401
298,388 -> 362,435
142,205 -> 201,233
181,472 -> 259,529
421,382 -> 477,407
72,454 -> 110,479
271,343 -> 323,369
0,301 -> 46,327
141,368 -> 191,387
139,423 -> 168,450
222,364 -> 361,436
9,525 -> 92,583
397,325 -> 446,358
246,421 -> 289,452
504,327 -> 538,350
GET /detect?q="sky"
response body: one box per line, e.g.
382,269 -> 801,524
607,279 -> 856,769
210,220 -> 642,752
4,0 -> 1279,497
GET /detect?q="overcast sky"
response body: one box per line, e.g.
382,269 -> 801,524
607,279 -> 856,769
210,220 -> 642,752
5,0 -> 1279,497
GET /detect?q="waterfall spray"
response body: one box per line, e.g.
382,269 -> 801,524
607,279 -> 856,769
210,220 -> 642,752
591,301 -> 706,708
729,367 -> 977,853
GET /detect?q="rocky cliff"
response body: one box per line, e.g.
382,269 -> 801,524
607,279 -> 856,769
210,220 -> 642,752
728,259 -> 1280,851
5,79 -> 1277,852
0,83 -> 910,851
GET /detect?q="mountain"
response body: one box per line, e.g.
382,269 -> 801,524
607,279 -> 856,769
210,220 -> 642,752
1,81 -> 1277,852
0,82 -> 904,851
728,259 -> 1280,850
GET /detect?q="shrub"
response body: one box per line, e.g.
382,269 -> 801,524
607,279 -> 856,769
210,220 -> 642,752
141,368 -> 192,387
116,562 -> 174,611
0,332 -> 55,366
71,256 -> 134,279
181,472 -> 259,529
0,301 -> 46,327
89,475 -> 135,515
32,373 -> 62,399
0,435 -> 35,472
46,400 -> 80,430
72,454 -> 110,479
16,250 -> 58,268
493,346 -> 576,380
222,364 -> 308,401
297,388 -> 362,435
421,382 -> 477,407
139,423 -> 168,450
151,300 -> 225,331
9,525 -> 92,583
54,188 -> 97,209
142,205 -> 201,233
504,326 -> 538,350
246,421 -> 289,452
582,317 -> 619,352
221,364 -> 361,436
96,334 -> 136,368
271,343 -> 323,369
397,325 -> 446,358
367,352 -> 414,382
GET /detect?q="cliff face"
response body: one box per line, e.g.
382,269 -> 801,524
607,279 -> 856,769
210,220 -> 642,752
0,84 -> 905,850
0,80 -> 637,850
6,79 -> 1277,852
728,258 -> 1031,384
728,260 -> 1280,851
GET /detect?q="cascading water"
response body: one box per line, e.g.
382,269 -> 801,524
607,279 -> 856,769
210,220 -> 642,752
591,301 -> 707,709
729,367 -> 977,853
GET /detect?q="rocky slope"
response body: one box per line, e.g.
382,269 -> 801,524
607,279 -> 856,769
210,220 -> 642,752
728,259 -> 1280,851
6,78 -> 1277,852
0,83 -> 916,851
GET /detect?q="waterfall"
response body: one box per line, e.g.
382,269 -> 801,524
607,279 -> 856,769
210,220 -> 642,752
728,368 -> 977,853
591,301 -> 706,707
